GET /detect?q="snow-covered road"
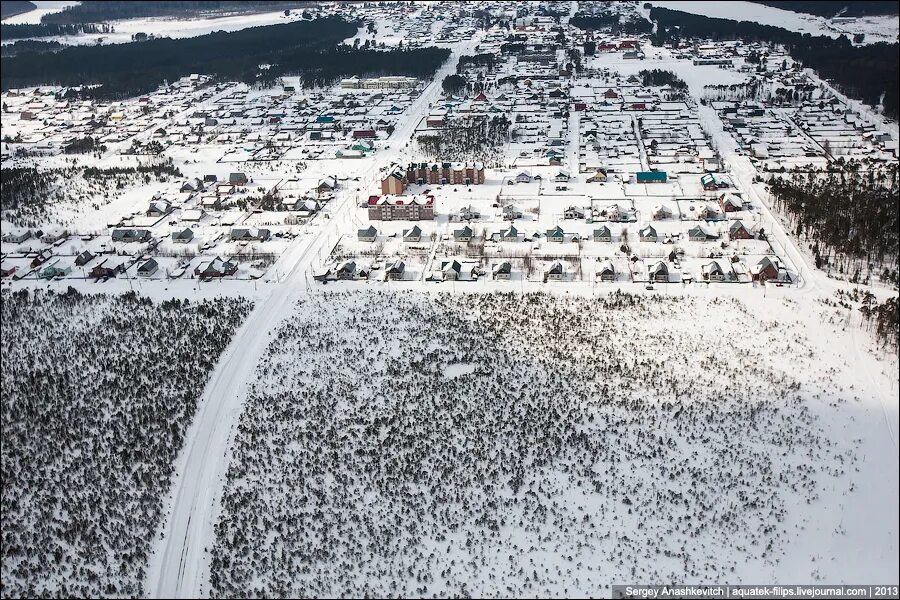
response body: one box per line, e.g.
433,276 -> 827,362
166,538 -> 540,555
146,35 -> 480,599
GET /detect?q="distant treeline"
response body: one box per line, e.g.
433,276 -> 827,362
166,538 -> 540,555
0,0 -> 35,20
257,45 -> 451,89
768,165 -> 899,285
1,17 -> 449,99
649,7 -> 899,119
0,39 -> 61,58
569,12 -> 652,35
1,23 -> 113,40
750,1 -> 900,18
40,1 -> 313,24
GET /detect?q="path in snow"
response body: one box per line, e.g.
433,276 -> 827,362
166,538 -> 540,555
146,34 -> 482,599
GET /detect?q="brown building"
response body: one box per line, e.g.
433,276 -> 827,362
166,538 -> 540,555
381,171 -> 406,195
405,162 -> 485,186
367,194 -> 435,221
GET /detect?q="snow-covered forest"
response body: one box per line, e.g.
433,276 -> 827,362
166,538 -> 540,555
1,289 -> 252,598
768,164 -> 899,289
0,159 -> 182,227
416,116 -> 511,167
209,290 -> 858,598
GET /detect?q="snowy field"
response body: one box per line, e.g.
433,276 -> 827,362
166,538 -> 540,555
208,290 -> 898,597
1,1 -> 79,25
1,8 -> 306,47
1,289 -> 252,598
645,1 -> 899,44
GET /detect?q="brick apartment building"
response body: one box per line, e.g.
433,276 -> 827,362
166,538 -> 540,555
367,194 -> 435,221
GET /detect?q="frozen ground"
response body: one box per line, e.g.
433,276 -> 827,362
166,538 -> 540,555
1,1 -> 79,25
645,1 -> 899,44
0,289 -> 252,598
207,289 -> 897,597
1,8 -> 307,47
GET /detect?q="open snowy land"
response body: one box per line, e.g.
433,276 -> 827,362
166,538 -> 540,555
208,290 -> 898,598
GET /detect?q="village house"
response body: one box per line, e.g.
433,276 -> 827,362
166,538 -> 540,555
636,171 -> 667,184
230,228 -> 270,242
440,260 -> 463,281
499,225 -> 519,242
700,204 -> 725,221
358,225 -> 378,242
652,204 -> 674,220
136,258 -> 159,278
180,178 -> 204,193
147,199 -> 172,217
75,250 -> 95,266
597,260 -> 616,282
453,225 -> 473,242
493,261 -> 512,280
544,261 -> 565,281
639,225 -> 658,242
503,205 -> 523,220
593,226 -> 612,242
564,206 -> 585,220
111,229 -> 151,243
386,259 -> 406,280
453,205 -> 480,221
403,225 -> 423,243
603,204 -> 635,222
40,264 -> 72,280
586,169 -> 608,183
90,258 -> 126,279
40,228 -> 68,244
729,220 -> 753,240
172,228 -> 194,243
2,229 -> 31,244
751,256 -> 780,282
229,172 -> 248,186
702,260 -> 726,282
719,193 -> 743,213
649,261 -> 669,282
688,224 -> 719,242
546,226 -> 565,243
316,177 -> 337,195
336,260 -> 363,280
195,257 -> 238,278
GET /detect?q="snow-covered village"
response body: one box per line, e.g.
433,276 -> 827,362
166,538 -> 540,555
1,1 -> 898,598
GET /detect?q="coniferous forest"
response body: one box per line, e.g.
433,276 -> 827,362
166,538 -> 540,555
569,12 -> 653,36
0,23 -> 113,40
768,165 -> 899,286
649,7 -> 900,119
0,17 -> 450,99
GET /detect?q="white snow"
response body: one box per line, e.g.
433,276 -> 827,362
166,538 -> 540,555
646,1 -> 899,44
1,1 -> 80,25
